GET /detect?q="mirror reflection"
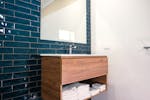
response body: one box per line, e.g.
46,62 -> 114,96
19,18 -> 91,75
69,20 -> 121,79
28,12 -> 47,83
41,0 -> 86,44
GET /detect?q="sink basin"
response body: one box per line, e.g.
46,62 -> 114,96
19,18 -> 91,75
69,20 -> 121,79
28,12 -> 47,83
40,54 -> 102,57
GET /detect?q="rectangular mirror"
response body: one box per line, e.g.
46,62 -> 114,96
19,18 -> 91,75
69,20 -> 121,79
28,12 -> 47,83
40,0 -> 87,44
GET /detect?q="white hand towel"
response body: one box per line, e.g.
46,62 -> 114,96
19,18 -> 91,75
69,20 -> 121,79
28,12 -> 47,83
90,87 -> 100,96
62,84 -> 78,100
75,83 -> 90,100
100,84 -> 106,92
92,83 -> 106,92
92,83 -> 101,89
62,91 -> 78,100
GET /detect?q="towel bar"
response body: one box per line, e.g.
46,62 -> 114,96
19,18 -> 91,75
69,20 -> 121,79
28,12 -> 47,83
144,47 -> 150,50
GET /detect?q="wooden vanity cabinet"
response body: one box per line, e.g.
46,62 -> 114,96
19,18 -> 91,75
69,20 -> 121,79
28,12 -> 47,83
41,56 -> 108,100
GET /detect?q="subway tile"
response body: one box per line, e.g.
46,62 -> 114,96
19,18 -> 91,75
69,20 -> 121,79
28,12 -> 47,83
21,0 -> 31,3
56,50 -> 67,54
14,36 -> 37,42
0,41 -> 3,47
13,96 -> 25,100
35,97 -> 41,100
6,22 -> 14,29
38,6 -> 40,12
37,49 -> 55,54
15,0 -> 38,10
15,12 -> 38,21
0,48 -> 13,53
0,86 -> 12,93
31,43 -> 49,48
13,84 -> 26,91
31,10 -> 40,16
36,26 -> 40,32
4,54 -> 30,60
5,3 -> 30,14
0,68 -> 2,73
3,89 -> 28,99
29,37 -> 37,42
13,82 -> 36,91
13,95 -> 28,100
0,54 -> 2,60
31,0 -> 40,6
0,73 -> 12,80
3,66 -> 29,73
37,71 -> 42,76
0,35 -> 13,41
14,36 -> 30,42
31,21 -> 40,27
37,39 -> 53,44
5,0 -> 15,4
29,65 -> 41,70
5,29 -> 30,36
4,42 -> 29,47
31,32 -> 40,37
13,60 -> 27,66
4,35 -> 13,40
30,86 -> 40,92
15,24 -> 37,32
37,81 -> 41,86
0,8 -> 14,16
0,61 -> 12,67
14,48 -> 37,54
37,92 -> 41,97
51,44 -> 66,49
37,60 -> 41,65
3,78 -> 29,86
30,76 -> 40,82
14,71 -> 36,78
26,60 -> 38,65
14,60 -> 37,66
27,82 -> 36,88
30,55 -> 40,59
5,16 -> 30,25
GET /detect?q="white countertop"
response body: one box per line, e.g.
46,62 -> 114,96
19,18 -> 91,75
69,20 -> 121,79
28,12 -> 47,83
40,54 -> 104,57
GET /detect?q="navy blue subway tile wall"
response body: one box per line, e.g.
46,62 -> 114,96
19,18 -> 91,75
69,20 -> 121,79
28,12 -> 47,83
0,0 -> 91,99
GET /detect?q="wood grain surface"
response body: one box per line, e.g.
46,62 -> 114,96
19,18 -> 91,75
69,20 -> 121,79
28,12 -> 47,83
41,56 -> 108,100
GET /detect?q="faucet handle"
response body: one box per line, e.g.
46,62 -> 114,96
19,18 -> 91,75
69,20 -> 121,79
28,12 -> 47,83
69,44 -> 77,54
73,45 -> 77,49
72,44 -> 77,48
69,44 -> 77,48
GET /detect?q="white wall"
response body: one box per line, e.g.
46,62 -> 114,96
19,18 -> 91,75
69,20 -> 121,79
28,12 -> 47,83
91,0 -> 150,100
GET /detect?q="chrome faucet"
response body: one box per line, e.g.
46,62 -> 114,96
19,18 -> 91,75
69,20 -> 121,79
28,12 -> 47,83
69,44 -> 77,54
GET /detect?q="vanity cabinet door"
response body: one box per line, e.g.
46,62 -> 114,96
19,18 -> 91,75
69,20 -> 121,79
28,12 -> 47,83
61,56 -> 108,85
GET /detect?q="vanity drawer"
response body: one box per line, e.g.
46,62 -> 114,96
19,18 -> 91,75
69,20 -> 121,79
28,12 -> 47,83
61,56 -> 108,85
